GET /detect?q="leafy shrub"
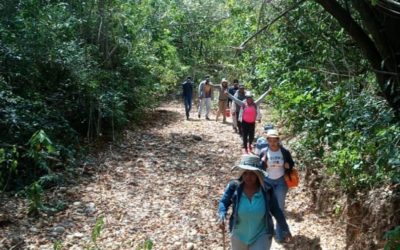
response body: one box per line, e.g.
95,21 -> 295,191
384,226 -> 400,250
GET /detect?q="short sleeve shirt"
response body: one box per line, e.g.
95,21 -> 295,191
265,149 -> 285,179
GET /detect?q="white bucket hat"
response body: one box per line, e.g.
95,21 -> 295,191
266,129 -> 279,139
244,91 -> 253,98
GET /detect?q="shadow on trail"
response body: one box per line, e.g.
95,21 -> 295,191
282,235 -> 322,250
286,210 -> 304,222
134,108 -> 182,130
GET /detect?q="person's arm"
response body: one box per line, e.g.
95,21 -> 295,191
282,147 -> 294,171
256,105 -> 262,122
218,180 -> 239,231
227,92 -> 245,106
254,86 -> 272,105
210,83 -> 221,89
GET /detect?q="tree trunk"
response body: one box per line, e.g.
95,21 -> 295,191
315,0 -> 400,119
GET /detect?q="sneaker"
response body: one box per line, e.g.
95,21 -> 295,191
198,114 -> 201,118
206,116 -> 210,120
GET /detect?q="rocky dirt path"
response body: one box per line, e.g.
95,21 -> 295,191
0,101 -> 346,250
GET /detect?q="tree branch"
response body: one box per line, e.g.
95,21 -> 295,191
314,0 -> 383,71
238,0 -> 307,50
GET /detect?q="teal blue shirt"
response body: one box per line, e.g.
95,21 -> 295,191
232,189 -> 267,245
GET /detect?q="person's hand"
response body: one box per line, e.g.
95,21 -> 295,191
258,119 -> 261,123
218,217 -> 225,230
283,232 -> 292,243
261,155 -> 267,163
232,112 -> 236,115
284,162 -> 290,169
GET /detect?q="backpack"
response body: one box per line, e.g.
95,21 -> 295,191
255,137 -> 269,155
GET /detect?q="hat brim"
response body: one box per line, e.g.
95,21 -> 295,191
235,168 -> 266,187
232,165 -> 267,177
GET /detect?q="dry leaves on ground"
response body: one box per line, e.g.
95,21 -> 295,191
0,101 -> 346,250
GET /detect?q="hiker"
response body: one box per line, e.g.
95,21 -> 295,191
218,154 -> 291,250
214,78 -> 229,123
228,87 -> 272,154
228,79 -> 239,108
259,129 -> 294,243
254,124 -> 275,155
231,84 -> 246,134
182,76 -> 193,120
198,75 -> 213,120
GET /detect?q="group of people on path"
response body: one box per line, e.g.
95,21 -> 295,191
182,75 -> 295,250
182,76 -> 270,154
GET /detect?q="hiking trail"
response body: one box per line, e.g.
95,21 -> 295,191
0,101 -> 346,250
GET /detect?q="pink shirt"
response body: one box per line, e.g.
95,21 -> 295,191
242,105 -> 257,123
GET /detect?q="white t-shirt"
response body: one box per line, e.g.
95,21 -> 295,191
265,149 -> 285,180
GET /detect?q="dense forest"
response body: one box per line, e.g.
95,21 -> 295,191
1,0 -> 399,249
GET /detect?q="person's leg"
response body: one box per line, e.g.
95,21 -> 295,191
216,100 -> 223,121
205,98 -> 211,119
272,177 -> 289,241
237,114 -> 243,136
184,98 -> 189,118
187,96 -> 192,113
232,110 -> 237,131
248,122 -> 256,151
242,122 -> 249,150
222,101 -> 227,122
249,234 -> 273,250
231,234 -> 248,250
198,98 -> 203,118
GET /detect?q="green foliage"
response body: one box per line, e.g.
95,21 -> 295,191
384,226 -> 400,250
1,0 -> 192,192
0,146 -> 19,191
91,216 -> 105,249
230,0 -> 400,192
26,181 -> 44,215
53,240 -> 63,250
137,239 -> 154,250
0,0 -> 398,200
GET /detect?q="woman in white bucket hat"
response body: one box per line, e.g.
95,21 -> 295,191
218,154 -> 291,250
260,129 -> 295,243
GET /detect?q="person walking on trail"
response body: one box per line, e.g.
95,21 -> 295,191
228,79 -> 239,108
231,84 -> 246,134
228,87 -> 272,154
182,76 -> 193,120
198,75 -> 213,120
259,129 -> 294,243
214,78 -> 229,123
218,154 -> 291,250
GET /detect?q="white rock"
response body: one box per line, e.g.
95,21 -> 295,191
186,242 -> 195,250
